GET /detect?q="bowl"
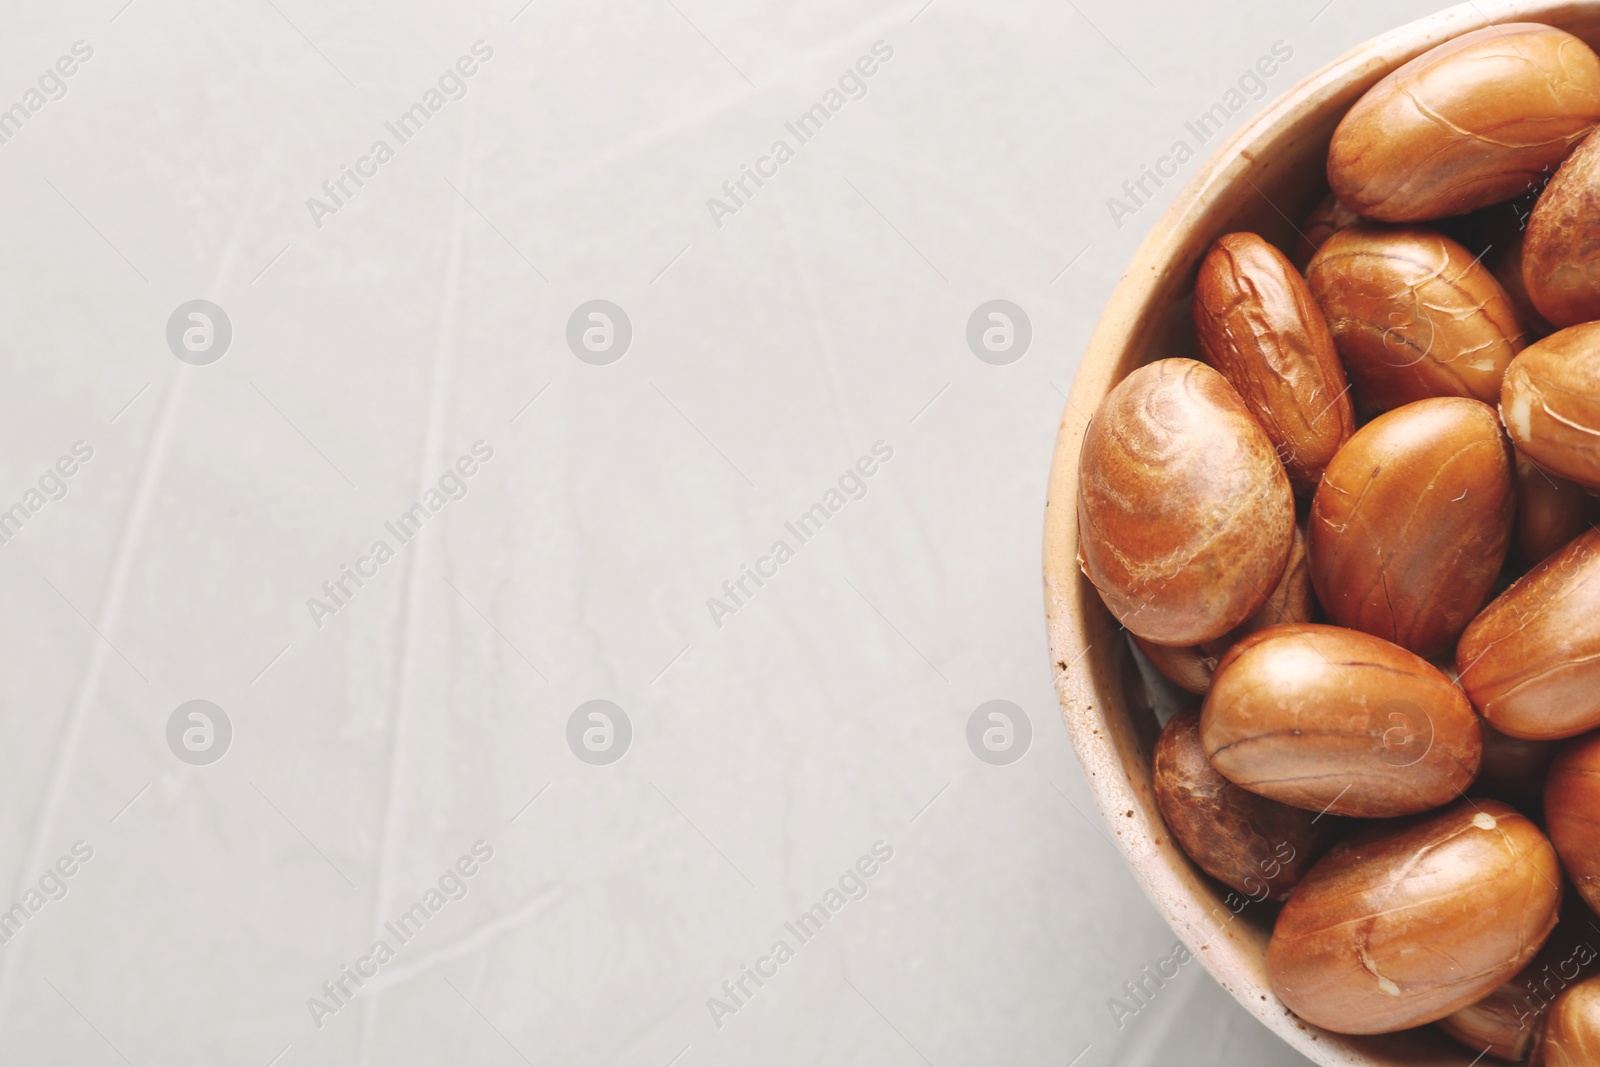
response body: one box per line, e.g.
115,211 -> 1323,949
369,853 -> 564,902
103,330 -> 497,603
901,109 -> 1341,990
1041,3 -> 1600,1063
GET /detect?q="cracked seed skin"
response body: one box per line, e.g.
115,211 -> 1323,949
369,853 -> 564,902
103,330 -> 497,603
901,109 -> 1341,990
1525,128 -> 1600,326
1306,225 -> 1525,417
1199,623 -> 1482,818
1076,358 -> 1294,646
1501,321 -> 1600,490
1192,233 -> 1355,496
1308,396 -> 1514,659
1267,799 -> 1561,1035
1460,529 -> 1600,741
1327,23 -> 1600,222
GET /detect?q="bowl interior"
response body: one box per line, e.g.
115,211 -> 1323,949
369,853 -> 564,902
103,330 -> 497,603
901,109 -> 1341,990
1043,3 -> 1600,1064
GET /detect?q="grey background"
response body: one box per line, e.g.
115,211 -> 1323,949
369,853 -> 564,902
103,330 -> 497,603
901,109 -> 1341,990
0,1 -> 1452,1064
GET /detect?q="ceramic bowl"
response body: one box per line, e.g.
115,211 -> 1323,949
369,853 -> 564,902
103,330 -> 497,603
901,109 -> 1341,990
1041,2 -> 1600,1062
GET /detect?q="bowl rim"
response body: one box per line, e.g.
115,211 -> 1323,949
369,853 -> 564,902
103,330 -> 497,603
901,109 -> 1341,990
1041,2 -> 1593,1062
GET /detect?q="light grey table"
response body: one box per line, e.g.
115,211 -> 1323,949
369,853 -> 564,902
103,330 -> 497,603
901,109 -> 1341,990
0,1 -> 1453,1063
